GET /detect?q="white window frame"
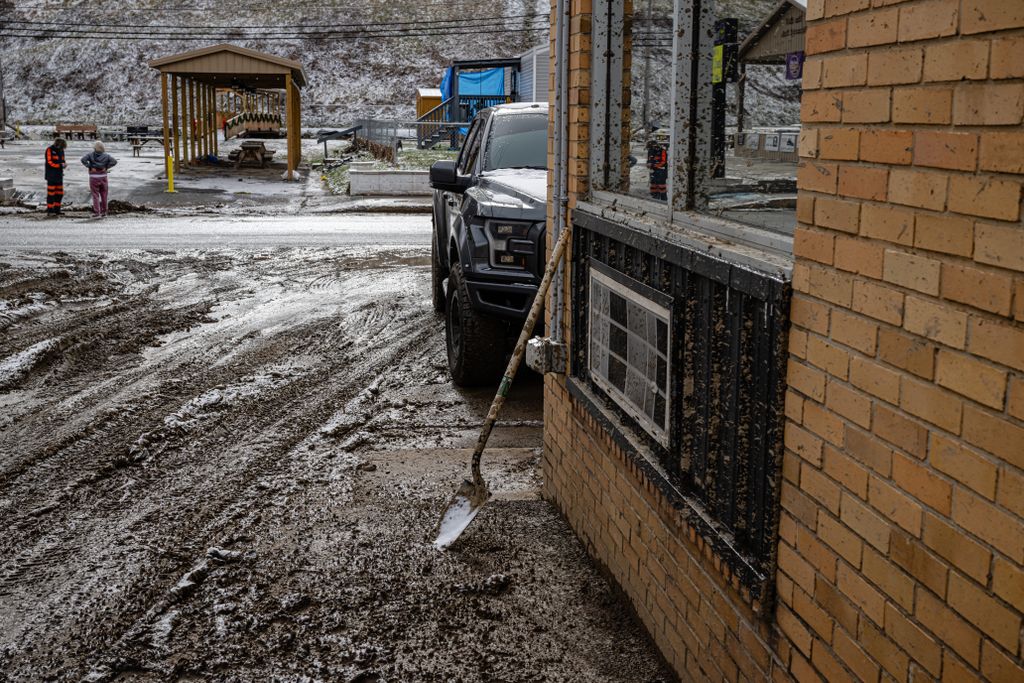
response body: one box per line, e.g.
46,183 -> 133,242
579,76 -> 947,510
588,262 -> 672,447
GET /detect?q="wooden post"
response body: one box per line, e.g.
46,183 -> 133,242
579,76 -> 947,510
197,82 -> 205,159
181,78 -> 190,165
161,72 -> 171,184
294,86 -> 302,170
212,86 -> 219,156
285,73 -> 295,180
189,79 -> 197,163
205,84 -> 212,156
171,75 -> 181,172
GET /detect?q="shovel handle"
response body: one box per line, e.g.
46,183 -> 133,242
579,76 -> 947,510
469,225 -> 572,484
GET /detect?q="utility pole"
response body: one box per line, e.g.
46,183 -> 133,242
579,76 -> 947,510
641,0 -> 653,140
0,54 -> 7,133
0,2 -> 8,133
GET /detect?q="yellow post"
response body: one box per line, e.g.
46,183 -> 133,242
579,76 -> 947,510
166,152 -> 176,193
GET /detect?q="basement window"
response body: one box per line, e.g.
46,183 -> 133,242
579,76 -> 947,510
588,261 -> 672,447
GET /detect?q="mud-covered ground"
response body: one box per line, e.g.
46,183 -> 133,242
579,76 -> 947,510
0,215 -> 672,682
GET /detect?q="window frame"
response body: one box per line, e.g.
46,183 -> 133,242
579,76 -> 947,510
457,116 -> 485,175
569,209 -> 792,605
588,0 -> 794,256
587,259 -> 673,448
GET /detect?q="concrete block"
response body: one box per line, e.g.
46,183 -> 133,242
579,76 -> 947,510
349,169 -> 431,196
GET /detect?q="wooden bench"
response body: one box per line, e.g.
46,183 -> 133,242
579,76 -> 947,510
55,124 -> 98,140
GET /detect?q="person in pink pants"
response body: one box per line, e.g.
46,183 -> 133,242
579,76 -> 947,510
81,141 -> 118,218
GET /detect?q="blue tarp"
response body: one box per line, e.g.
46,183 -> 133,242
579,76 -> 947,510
439,67 -> 505,100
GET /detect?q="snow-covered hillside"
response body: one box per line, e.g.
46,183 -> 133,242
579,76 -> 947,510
1,0 -> 547,126
0,0 -> 797,128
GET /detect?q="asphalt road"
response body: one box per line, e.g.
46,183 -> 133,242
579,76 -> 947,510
0,212 -> 432,249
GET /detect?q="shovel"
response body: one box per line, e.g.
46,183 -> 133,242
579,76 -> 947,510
433,225 -> 572,549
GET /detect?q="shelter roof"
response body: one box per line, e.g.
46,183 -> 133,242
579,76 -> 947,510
451,57 -> 521,70
148,44 -> 306,88
417,87 -> 443,98
738,0 -> 807,65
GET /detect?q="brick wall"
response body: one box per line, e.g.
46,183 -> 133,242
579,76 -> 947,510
544,0 -> 785,678
787,0 -> 1024,679
543,0 -> 1023,680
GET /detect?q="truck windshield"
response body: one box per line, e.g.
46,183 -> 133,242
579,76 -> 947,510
482,113 -> 548,171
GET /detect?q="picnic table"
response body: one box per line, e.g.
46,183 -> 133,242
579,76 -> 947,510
129,136 -> 167,156
229,141 -> 275,169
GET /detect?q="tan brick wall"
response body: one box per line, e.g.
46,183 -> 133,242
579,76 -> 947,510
788,0 -> 1024,680
545,0 -> 788,679
544,0 -> 1023,680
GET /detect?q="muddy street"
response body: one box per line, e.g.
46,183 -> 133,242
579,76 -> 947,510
0,214 -> 671,682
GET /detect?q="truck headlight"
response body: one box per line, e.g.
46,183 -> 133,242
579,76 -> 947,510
485,220 -> 534,269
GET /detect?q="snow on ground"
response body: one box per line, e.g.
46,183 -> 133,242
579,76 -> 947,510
0,337 -> 59,390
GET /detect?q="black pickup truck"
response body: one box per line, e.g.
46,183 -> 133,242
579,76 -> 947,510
428,103 -> 549,386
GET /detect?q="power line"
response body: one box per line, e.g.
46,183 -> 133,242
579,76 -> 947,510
2,0 -> 547,17
0,25 -> 551,41
0,12 -> 545,30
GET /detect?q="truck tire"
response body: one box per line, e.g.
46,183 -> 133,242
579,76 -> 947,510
446,264 -> 505,386
431,235 -> 446,314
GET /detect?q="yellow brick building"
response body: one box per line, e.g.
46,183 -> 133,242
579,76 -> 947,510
541,0 -> 1023,679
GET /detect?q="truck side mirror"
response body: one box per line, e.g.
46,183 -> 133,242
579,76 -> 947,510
429,160 -> 468,193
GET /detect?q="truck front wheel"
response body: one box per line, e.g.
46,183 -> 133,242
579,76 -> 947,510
445,264 -> 505,386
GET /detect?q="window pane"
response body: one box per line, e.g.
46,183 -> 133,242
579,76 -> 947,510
700,4 -> 803,241
628,0 -> 674,203
589,265 -> 671,446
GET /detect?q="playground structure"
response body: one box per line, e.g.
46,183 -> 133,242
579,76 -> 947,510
149,44 -> 306,180
221,89 -> 283,139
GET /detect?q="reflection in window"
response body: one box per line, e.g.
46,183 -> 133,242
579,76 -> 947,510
590,0 -> 805,249
589,262 -> 671,446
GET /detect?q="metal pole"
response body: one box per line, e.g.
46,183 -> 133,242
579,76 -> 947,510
0,53 -> 7,133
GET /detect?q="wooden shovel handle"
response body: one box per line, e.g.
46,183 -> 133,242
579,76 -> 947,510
470,225 -> 572,485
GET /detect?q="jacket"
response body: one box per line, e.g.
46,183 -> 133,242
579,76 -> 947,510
45,146 -> 65,180
81,151 -> 118,174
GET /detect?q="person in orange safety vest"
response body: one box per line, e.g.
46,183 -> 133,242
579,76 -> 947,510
647,139 -> 667,201
44,138 -> 68,216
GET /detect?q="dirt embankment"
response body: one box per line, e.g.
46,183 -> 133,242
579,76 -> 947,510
0,248 -> 672,682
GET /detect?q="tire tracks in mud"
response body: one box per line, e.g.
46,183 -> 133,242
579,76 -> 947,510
0,249 -> 445,681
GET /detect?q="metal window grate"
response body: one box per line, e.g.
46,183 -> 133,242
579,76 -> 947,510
572,211 -> 791,593
589,262 -> 672,446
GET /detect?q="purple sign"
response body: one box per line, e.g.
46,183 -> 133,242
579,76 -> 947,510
786,51 -> 805,80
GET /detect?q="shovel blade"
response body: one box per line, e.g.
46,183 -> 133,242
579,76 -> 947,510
433,479 -> 490,550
